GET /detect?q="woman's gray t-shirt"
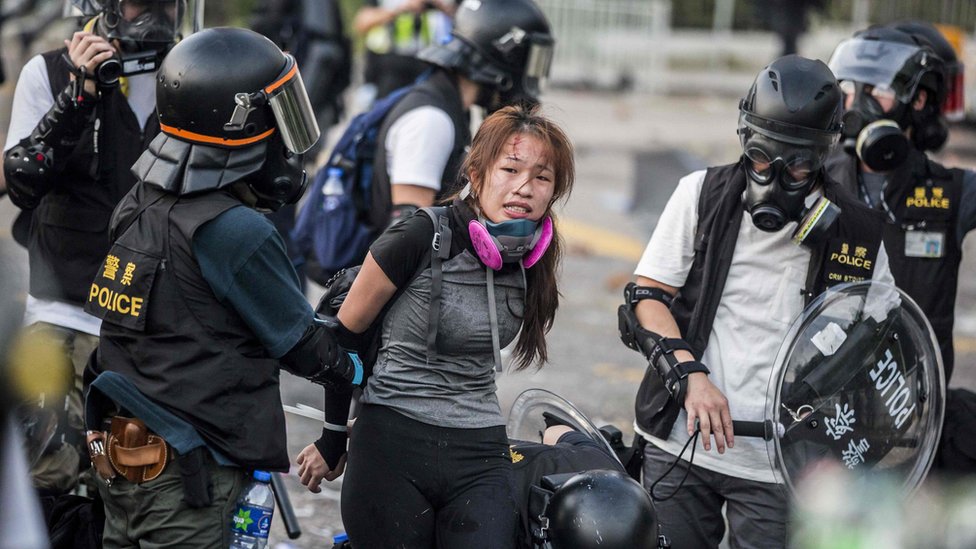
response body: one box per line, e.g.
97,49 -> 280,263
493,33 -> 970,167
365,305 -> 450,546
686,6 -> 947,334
363,207 -> 526,428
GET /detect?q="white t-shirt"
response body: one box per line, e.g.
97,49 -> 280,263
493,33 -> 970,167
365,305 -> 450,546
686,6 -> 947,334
634,169 -> 894,483
384,105 -> 456,191
4,53 -> 157,336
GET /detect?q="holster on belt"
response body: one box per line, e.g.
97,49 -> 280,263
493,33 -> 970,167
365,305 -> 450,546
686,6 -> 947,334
106,416 -> 171,483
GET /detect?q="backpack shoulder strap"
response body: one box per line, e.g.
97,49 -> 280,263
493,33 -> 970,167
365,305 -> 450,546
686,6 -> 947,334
421,206 -> 452,359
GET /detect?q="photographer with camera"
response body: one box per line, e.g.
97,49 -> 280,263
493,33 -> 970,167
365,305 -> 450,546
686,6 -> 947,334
2,0 -> 192,496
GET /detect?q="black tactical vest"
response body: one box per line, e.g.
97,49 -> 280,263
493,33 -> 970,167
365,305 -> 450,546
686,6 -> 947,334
28,49 -> 160,304
370,68 -> 470,228
86,183 -> 289,470
826,149 -> 964,379
636,161 -> 886,438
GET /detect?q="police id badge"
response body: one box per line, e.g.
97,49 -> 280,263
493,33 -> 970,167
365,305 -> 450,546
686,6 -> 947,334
904,230 -> 945,258
84,245 -> 161,332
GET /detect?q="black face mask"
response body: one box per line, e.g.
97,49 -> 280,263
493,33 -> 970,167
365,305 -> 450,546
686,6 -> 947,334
741,134 -> 827,231
841,82 -> 910,172
248,135 -> 308,212
742,152 -> 840,246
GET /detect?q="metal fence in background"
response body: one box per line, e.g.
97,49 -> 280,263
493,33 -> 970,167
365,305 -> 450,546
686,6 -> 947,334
837,0 -> 976,31
538,0 -> 672,92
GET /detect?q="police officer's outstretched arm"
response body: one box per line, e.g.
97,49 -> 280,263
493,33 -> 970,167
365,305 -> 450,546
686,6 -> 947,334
293,251 -> 398,491
631,276 -> 734,453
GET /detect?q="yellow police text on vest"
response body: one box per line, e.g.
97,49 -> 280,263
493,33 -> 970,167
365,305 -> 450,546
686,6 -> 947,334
89,283 -> 144,317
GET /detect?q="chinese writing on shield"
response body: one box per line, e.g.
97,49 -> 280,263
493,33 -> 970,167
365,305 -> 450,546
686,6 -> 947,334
825,403 -> 856,441
842,438 -> 870,469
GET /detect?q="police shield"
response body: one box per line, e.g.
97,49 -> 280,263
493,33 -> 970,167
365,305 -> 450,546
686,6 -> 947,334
507,388 -> 622,466
760,281 -> 945,498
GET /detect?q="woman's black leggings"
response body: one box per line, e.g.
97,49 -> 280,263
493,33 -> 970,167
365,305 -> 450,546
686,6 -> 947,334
341,404 -> 517,549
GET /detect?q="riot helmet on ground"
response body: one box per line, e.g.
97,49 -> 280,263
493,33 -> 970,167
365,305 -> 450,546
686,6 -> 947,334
144,27 -> 320,210
417,0 -> 554,109
738,55 -> 842,236
829,26 -> 947,164
544,470 -> 661,549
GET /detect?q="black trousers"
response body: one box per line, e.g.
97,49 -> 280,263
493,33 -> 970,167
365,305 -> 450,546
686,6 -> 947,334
341,404 -> 517,549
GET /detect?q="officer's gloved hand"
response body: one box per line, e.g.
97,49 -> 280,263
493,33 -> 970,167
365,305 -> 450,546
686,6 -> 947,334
309,349 -> 363,390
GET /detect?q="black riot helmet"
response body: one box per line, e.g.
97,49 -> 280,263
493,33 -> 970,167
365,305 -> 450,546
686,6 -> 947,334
887,20 -> 960,149
418,0 -> 554,109
151,27 -> 320,210
829,26 -> 947,163
544,470 -> 661,549
738,55 -> 843,236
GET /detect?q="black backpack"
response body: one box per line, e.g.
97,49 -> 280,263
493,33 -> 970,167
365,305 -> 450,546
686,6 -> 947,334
292,77 -> 427,285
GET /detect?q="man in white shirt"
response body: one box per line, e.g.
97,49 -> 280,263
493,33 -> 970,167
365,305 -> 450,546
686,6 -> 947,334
619,55 -> 895,547
366,0 -> 555,228
2,0 -> 184,495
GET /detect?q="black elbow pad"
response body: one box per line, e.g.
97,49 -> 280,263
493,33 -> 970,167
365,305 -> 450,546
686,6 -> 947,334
4,83 -> 96,209
282,317 -> 363,389
4,140 -> 55,209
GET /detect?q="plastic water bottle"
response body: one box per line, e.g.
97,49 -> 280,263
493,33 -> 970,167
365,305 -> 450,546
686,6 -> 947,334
331,532 -> 351,548
229,470 -> 275,549
322,167 -> 344,212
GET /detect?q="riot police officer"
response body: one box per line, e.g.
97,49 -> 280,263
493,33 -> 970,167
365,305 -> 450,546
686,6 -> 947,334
82,27 -> 360,547
2,0 -> 191,495
825,23 -> 976,383
619,55 -> 894,547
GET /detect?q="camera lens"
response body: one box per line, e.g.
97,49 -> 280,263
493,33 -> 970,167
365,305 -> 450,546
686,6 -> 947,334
96,57 -> 122,86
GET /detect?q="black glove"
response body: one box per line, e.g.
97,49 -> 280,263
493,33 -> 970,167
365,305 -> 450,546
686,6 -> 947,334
542,411 -> 574,429
313,427 -> 347,470
309,348 -> 363,389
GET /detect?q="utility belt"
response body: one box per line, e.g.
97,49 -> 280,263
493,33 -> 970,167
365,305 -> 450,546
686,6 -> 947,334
88,416 -> 174,484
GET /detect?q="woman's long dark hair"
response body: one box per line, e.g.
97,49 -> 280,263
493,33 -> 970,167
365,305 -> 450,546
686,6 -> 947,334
449,104 -> 575,370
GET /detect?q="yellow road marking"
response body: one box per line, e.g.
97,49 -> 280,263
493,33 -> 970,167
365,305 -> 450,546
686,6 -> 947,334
592,362 -> 644,384
559,218 -> 646,262
955,336 -> 976,353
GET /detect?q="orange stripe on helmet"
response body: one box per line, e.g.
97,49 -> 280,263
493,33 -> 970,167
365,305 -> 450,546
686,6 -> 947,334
264,62 -> 298,95
160,123 -> 275,147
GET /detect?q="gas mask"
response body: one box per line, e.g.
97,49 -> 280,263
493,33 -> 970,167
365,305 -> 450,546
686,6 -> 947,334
86,0 -> 187,85
101,1 -> 181,53
839,81 -> 911,172
468,216 -> 552,270
247,133 -> 308,212
741,134 -> 839,245
828,32 -> 946,169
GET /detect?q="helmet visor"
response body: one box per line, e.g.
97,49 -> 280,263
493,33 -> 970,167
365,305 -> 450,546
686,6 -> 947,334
828,38 -> 928,103
738,109 -> 841,148
265,55 -> 320,155
522,34 -> 554,98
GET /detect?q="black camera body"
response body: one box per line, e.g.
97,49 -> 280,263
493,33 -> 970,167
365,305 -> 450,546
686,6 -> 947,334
95,50 -> 164,87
